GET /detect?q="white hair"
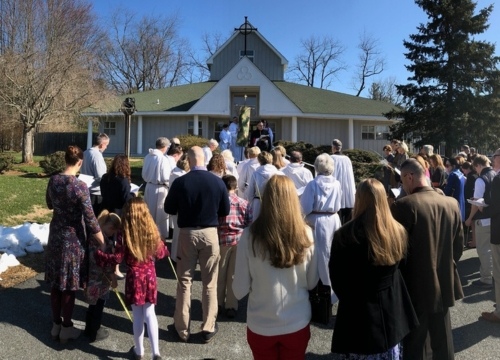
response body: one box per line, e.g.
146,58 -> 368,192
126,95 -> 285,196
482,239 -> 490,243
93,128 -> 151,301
221,149 -> 234,163
314,153 -> 334,176
208,138 -> 219,147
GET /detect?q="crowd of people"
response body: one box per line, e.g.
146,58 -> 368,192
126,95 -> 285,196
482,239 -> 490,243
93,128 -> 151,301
43,130 -> 499,360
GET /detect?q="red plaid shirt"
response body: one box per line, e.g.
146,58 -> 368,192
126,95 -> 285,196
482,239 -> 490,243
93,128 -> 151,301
218,193 -> 252,246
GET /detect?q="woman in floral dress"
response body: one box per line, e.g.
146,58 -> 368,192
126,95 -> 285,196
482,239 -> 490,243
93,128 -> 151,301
45,145 -> 105,343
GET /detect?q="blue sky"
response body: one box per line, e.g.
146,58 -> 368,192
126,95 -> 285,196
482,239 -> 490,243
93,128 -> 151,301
92,0 -> 500,97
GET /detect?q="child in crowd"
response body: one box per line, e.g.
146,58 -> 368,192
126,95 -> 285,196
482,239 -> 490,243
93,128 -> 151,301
96,197 -> 168,360
84,210 -> 121,342
217,175 -> 252,318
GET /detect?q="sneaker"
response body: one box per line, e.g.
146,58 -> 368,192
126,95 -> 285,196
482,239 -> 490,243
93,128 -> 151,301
471,279 -> 493,288
201,323 -> 219,344
153,356 -> 163,360
225,308 -> 237,319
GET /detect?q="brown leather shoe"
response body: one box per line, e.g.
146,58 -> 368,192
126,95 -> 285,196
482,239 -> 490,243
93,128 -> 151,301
481,311 -> 500,323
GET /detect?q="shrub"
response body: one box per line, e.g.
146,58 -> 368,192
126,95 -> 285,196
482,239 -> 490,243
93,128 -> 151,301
175,134 -> 210,151
0,153 -> 14,174
40,151 -> 66,175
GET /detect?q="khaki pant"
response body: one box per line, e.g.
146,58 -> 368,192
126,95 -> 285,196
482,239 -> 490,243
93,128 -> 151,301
475,221 -> 492,284
217,245 -> 238,310
174,227 -> 220,339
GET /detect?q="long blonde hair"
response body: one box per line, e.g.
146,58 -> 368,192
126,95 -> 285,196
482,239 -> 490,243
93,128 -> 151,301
351,178 -> 407,266
250,175 -> 311,268
121,197 -> 161,263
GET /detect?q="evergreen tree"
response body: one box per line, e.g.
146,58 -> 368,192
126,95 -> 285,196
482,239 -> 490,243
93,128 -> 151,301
388,0 -> 500,156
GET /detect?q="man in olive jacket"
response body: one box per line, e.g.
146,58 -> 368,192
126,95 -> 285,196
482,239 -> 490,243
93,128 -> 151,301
392,158 -> 464,360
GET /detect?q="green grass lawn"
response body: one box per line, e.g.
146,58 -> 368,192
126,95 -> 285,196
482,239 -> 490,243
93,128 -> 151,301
0,154 -> 144,227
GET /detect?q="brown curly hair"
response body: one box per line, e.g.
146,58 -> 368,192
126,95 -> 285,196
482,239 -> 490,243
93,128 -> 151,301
109,154 -> 131,182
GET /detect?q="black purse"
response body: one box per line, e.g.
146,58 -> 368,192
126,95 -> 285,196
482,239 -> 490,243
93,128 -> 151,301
309,283 -> 332,325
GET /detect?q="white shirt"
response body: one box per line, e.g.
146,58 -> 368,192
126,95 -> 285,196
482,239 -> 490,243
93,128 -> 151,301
142,148 -> 171,186
281,163 -> 314,192
331,154 -> 356,208
233,227 -> 319,336
237,158 -> 260,199
202,146 -> 212,166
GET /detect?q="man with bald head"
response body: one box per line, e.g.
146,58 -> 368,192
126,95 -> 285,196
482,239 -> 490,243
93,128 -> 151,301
164,146 -> 230,343
391,158 -> 464,360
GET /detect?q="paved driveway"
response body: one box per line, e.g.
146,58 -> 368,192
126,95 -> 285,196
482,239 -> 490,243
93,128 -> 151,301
0,248 -> 499,359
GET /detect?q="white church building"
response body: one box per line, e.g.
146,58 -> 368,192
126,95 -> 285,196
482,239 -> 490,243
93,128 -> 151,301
84,18 -> 399,156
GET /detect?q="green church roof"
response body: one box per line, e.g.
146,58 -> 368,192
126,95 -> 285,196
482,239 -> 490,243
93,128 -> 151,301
274,81 -> 398,116
86,80 -> 397,118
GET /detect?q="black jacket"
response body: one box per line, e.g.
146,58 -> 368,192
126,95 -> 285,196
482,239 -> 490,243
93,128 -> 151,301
329,220 -> 418,354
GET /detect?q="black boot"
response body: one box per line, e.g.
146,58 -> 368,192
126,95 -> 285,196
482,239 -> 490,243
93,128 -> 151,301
84,305 -> 94,337
87,299 -> 108,342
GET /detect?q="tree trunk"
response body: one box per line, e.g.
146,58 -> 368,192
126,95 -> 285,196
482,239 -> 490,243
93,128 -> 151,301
22,125 -> 35,163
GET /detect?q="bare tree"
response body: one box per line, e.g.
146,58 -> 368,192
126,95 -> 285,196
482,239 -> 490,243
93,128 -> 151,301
183,32 -> 227,83
0,0 -> 107,163
352,32 -> 386,96
288,35 -> 347,89
368,77 -> 404,106
98,10 -> 188,94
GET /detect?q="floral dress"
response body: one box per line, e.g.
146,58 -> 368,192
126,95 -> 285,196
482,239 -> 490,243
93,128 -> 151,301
45,174 -> 101,291
96,234 -> 168,306
85,234 -> 115,305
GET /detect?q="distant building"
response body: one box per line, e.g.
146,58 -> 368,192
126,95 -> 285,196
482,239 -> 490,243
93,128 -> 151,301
84,18 -> 398,156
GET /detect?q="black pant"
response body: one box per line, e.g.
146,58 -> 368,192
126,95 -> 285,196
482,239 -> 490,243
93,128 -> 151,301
85,298 -> 105,341
338,208 -> 352,225
90,194 -> 103,217
403,308 -> 454,360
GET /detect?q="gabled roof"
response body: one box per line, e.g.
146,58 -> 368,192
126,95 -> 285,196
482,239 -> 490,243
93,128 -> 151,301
84,82 -> 216,114
274,82 -> 399,117
207,29 -> 288,67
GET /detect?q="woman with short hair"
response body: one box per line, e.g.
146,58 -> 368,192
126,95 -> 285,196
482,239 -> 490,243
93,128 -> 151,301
245,151 -> 283,220
300,153 -> 342,304
234,175 -> 319,359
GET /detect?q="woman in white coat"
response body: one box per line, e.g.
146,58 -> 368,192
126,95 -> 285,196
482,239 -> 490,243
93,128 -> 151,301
245,151 -> 283,221
300,153 -> 342,302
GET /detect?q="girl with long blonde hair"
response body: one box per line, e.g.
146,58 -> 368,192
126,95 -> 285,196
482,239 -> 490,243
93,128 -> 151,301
96,197 -> 168,360
329,178 -> 417,358
234,175 -> 319,359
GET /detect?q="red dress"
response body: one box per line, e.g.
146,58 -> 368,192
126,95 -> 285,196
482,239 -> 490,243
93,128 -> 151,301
96,233 -> 168,306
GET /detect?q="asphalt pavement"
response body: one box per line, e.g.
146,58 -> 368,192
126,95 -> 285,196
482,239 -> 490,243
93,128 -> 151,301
0,246 -> 499,360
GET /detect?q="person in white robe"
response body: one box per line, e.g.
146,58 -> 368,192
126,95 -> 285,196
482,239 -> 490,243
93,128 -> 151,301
142,137 -> 172,238
281,150 -> 313,195
221,149 -> 239,180
237,146 -> 261,199
229,116 -> 245,161
202,138 -> 218,166
245,152 -> 284,221
300,153 -> 342,303
167,155 -> 189,262
331,139 -> 356,224
219,124 -> 231,151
